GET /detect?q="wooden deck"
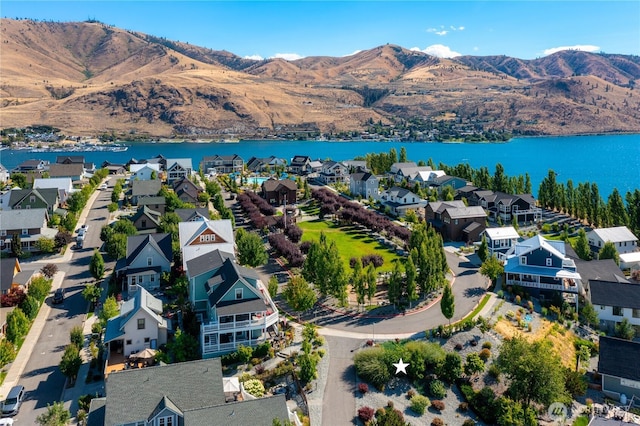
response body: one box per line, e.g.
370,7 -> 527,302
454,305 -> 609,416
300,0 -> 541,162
104,353 -> 149,377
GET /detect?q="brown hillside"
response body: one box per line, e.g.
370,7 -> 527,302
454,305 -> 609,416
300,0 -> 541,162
1,19 -> 639,138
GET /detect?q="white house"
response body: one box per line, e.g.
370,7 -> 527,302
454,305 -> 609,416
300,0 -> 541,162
587,226 -> 638,256
129,163 -> 161,181
0,163 -> 8,183
598,337 -> 640,402
179,218 -> 235,269
115,233 -> 173,294
103,287 -> 169,358
379,186 -> 427,217
350,172 -> 379,199
166,158 -> 193,184
482,226 -> 520,260
590,279 -> 640,337
318,161 -> 349,184
33,177 -> 74,204
620,252 -> 640,271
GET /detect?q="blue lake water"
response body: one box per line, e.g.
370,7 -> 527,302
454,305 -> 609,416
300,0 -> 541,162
1,134 -> 638,197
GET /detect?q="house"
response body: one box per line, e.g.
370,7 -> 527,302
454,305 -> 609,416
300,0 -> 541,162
166,158 -> 193,184
179,218 -> 235,269
503,235 -> 581,294
0,208 -> 56,253
261,179 -> 297,206
380,187 -> 427,218
318,160 -> 349,184
101,161 -> 126,175
289,155 -> 312,174
56,155 -> 94,172
48,163 -> 85,181
175,208 -> 210,222
589,280 -> 640,337
426,200 -> 487,242
138,196 -> 166,215
130,206 -> 162,233
350,172 -> 379,199
343,160 -> 369,173
12,159 -> 49,174
129,180 -> 162,205
411,170 -> 446,187
200,154 -> 244,175
598,337 -> 640,402
185,251 -> 278,357
481,226 -> 520,259
0,258 -> 35,336
128,155 -> 167,170
246,156 -> 287,173
587,227 -> 639,257
431,175 -> 470,191
115,233 -> 172,294
172,177 -> 202,205
494,193 -> 541,223
103,287 -> 169,360
8,187 -> 60,213
389,162 -> 431,183
33,177 -> 74,204
620,252 -> 640,271
86,358 -> 297,426
455,185 -> 479,202
130,163 -> 161,181
0,163 -> 8,183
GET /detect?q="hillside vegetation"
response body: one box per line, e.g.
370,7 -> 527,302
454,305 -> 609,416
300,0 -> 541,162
1,19 -> 639,138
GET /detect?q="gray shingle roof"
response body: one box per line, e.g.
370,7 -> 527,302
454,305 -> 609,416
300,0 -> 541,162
48,163 -> 84,177
0,208 -> 48,230
182,395 -> 290,426
598,336 -> 640,382
126,233 -> 172,266
590,280 -> 640,310
206,258 -> 260,306
103,358 -> 226,425
175,208 -> 209,222
262,179 -> 297,192
131,179 -> 161,197
185,249 -> 234,279
8,187 -> 59,208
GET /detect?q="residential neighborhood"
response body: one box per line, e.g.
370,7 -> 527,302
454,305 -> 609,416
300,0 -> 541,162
0,148 -> 638,426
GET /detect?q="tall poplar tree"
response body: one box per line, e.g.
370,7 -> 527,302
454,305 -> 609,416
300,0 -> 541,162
365,263 -> 377,305
573,228 -> 591,261
607,188 -> 629,227
387,260 -> 403,306
405,256 -> 418,308
440,283 -> 455,325
89,250 -> 105,280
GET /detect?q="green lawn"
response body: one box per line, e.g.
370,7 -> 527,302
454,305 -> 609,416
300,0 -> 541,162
298,220 -> 402,273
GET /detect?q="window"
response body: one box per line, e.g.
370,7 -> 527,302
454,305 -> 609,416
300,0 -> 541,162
144,337 -> 150,343
545,258 -> 552,267
30,195 -> 35,202
633,309 -> 640,319
520,256 -> 527,265
21,229 -> 28,235
142,220 -> 147,228
150,275 -> 155,282
147,257 -> 153,266
138,318 -> 146,329
131,276 -> 137,285
0,230 -> 6,236
235,288 -> 243,300
158,417 -> 173,426
613,306 -> 623,316
126,339 -> 132,345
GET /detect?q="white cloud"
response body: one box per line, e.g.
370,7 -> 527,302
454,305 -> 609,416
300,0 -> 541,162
473,46 -> 479,52
428,25 -> 464,36
543,45 -> 600,56
244,54 -> 264,61
435,30 -> 448,36
451,25 -> 465,31
413,44 -> 462,58
272,53 -> 304,61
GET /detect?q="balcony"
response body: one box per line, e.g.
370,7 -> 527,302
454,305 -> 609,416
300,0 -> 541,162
202,310 -> 279,334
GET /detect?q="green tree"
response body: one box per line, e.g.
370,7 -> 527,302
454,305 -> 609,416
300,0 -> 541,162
89,250 -> 105,280
167,328 -> 200,362
492,163 -> 509,193
575,345 -> 591,372
283,275 -> 317,314
399,146 -> 407,163
579,301 -> 599,328
28,276 -> 52,302
615,318 -> 635,340
365,263 -> 377,305
6,308 -> 29,343
297,340 -> 319,383
496,336 -> 567,407
35,401 -> 71,426
573,228 -> 591,261
235,228 -> 268,267
598,241 -> 620,265
99,296 -> 120,327
480,256 -> 504,286
440,283 -> 455,325
387,261 -> 403,306
0,339 -> 17,367
464,352 -> 485,377
19,295 -> 40,320
477,234 -> 489,263
36,237 -> 56,253
70,326 -> 84,349
107,202 -> 119,213
11,233 -> 23,258
10,172 -> 27,189
405,256 -> 418,308
59,344 -> 82,381
607,188 -> 629,227
82,284 -> 102,307
437,352 -> 462,383
267,275 -> 279,298
105,232 -> 128,259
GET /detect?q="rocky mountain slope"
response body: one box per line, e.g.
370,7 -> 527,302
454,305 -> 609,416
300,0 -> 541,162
1,19 -> 639,138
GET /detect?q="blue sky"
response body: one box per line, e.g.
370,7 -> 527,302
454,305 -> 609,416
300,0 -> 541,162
2,1 -> 638,60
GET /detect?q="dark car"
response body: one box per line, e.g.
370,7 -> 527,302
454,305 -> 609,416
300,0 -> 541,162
52,288 -> 65,304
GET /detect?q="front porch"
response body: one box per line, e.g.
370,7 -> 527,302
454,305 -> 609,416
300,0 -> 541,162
201,309 -> 279,357
506,273 -> 579,293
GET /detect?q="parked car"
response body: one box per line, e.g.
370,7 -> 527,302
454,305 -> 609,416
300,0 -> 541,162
1,385 -> 24,417
98,183 -> 108,190
78,224 -> 88,236
53,288 -> 65,304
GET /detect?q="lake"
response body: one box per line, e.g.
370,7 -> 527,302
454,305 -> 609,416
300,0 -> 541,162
1,134 -> 638,197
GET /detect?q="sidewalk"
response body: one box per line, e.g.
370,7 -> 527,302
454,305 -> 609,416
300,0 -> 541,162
0,271 -> 66,399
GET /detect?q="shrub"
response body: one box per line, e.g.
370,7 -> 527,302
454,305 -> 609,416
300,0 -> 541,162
0,339 -> 17,367
255,364 -> 265,375
236,345 -> 254,364
431,418 -> 444,426
406,389 -> 416,400
454,343 -> 463,351
429,380 -> 446,399
70,326 -> 84,349
354,347 -> 391,390
488,364 -> 501,382
243,379 -> 265,397
358,383 -> 369,394
458,402 -> 469,412
431,400 -> 445,411
40,263 -> 59,279
410,394 -> 430,415
482,341 -> 492,349
479,348 -> 491,361
357,406 -> 375,423
463,420 -> 476,426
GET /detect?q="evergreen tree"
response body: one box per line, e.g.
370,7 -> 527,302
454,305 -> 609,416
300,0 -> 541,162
283,276 -> 317,314
626,189 -> 640,236
235,228 -> 268,267
36,401 -> 71,426
387,260 -> 403,306
399,146 -> 407,163
598,241 -> 620,265
590,183 -> 601,226
573,228 -> 591,260
59,344 -> 82,381
440,283 -> 455,325
365,263 -> 377,305
524,173 -> 532,194
10,233 -> 23,258
89,250 -> 105,280
352,259 -> 366,308
607,188 -> 629,227
405,256 -> 418,308
478,234 -> 489,263
492,163 -> 509,193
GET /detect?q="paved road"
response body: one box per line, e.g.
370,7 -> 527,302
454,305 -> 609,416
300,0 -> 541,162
12,178 -> 115,424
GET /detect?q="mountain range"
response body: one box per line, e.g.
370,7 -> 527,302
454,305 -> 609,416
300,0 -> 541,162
1,18 -> 639,139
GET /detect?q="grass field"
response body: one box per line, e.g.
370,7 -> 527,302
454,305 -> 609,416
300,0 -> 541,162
298,220 -> 402,273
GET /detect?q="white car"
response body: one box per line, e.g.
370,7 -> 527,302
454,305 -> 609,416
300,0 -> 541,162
99,183 -> 108,190
78,224 -> 89,236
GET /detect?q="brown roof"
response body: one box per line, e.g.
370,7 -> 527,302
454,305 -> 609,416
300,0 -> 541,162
48,163 -> 84,177
262,179 -> 297,192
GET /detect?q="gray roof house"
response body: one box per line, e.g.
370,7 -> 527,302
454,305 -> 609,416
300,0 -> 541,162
175,208 -> 210,222
178,218 -> 235,270
130,206 -> 162,233
200,154 -> 244,175
350,172 -> 379,199
115,233 -> 172,294
8,187 -> 60,213
589,280 -> 640,337
587,226 -> 639,256
166,158 -> 193,184
48,163 -> 85,181
130,179 -> 162,205
379,186 -> 427,217
103,287 -> 169,359
86,358 -> 297,426
598,337 -> 640,401
0,208 -> 56,253
33,177 -> 74,204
